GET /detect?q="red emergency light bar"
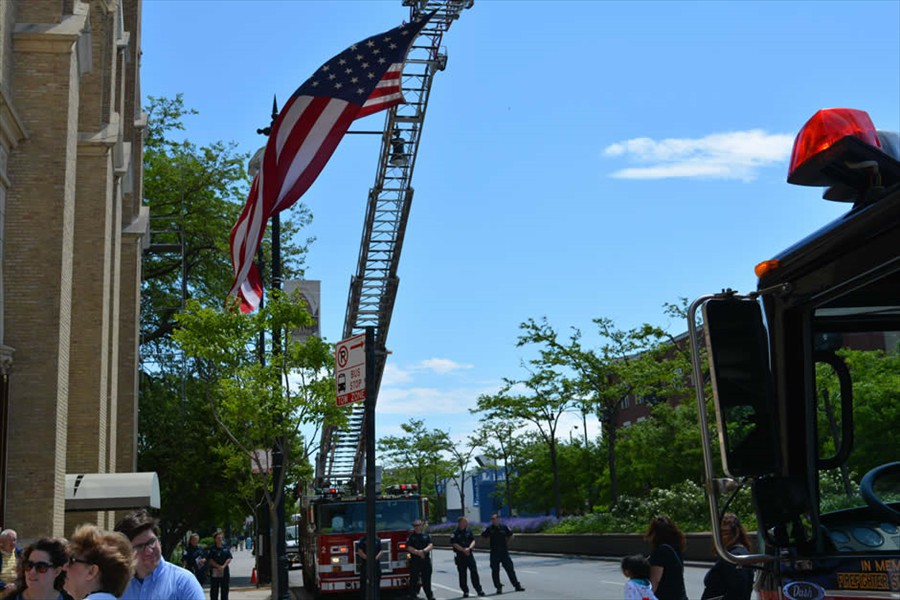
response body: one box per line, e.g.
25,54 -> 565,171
787,108 -> 900,199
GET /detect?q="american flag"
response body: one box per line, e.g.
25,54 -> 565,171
228,12 -> 435,312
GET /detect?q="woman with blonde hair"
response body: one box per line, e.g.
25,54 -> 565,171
701,513 -> 755,600
63,526 -> 133,600
9,538 -> 70,600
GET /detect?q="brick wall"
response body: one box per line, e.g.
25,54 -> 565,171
1,0 -> 144,540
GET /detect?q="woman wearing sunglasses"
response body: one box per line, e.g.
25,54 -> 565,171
9,538 -> 70,600
63,526 -> 132,600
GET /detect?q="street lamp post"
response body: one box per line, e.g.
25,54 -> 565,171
255,98 -> 290,600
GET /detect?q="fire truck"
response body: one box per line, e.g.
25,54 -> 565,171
299,485 -> 426,597
688,107 -> 899,600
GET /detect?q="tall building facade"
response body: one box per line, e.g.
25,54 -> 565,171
0,0 -> 145,537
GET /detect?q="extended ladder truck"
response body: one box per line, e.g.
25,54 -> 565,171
689,108 -> 899,600
300,1 -> 473,596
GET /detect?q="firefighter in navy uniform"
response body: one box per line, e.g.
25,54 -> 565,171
406,520 -> 435,600
481,513 -> 525,594
450,517 -> 485,598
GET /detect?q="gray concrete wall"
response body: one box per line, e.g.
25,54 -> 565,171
431,532 -> 753,563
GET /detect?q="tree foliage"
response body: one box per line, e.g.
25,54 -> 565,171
172,291 -> 345,597
514,314 -> 693,509
137,94 -> 320,563
140,94 -> 312,365
377,418 -> 449,495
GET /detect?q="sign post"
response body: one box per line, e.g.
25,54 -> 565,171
364,327 -> 376,600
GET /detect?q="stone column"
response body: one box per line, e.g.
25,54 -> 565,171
6,6 -> 87,538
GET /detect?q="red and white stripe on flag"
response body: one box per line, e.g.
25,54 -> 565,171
228,11 -> 435,312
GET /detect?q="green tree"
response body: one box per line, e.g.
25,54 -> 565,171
173,291 -> 344,600
140,94 -> 311,360
816,348 -> 900,482
138,94 -> 316,554
615,401 -> 704,496
377,418 -> 446,493
437,429 -> 480,518
475,364 -> 577,517
474,417 -> 527,515
516,313 -> 693,509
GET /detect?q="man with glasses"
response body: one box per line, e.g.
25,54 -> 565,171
114,509 -> 204,600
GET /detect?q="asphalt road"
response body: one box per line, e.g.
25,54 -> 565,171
283,548 -> 711,600
426,549 -> 708,600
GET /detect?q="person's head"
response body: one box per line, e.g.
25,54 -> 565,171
457,517 -> 468,530
19,538 -> 68,596
64,525 -> 133,600
413,520 -> 424,533
720,513 -> 752,552
114,509 -> 161,578
213,532 -> 224,547
0,529 -> 18,553
188,533 -> 199,547
645,515 -> 686,552
491,513 -> 500,524
620,554 -> 651,580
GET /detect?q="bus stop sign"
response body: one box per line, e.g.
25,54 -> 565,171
335,333 -> 366,406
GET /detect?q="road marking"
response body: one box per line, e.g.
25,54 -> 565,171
432,582 -> 462,593
600,580 -> 624,586
517,569 -> 539,574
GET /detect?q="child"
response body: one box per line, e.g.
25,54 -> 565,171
622,554 -> 659,600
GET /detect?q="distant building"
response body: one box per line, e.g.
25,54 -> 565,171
0,0 -> 145,537
443,466 -> 512,523
615,331 -> 691,428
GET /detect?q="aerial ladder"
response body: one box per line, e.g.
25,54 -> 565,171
315,0 -> 473,489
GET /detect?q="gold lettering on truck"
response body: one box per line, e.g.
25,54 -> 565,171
836,572 -> 889,590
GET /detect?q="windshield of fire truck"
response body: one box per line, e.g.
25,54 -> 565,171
812,268 -> 899,549
315,499 -> 420,533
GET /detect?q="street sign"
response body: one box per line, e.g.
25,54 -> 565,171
250,449 -> 272,473
335,333 -> 366,406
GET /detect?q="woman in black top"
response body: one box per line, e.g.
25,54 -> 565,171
645,515 -> 688,600
701,513 -> 755,600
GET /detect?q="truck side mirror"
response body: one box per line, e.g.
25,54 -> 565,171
702,297 -> 780,477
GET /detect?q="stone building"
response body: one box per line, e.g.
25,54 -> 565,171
0,0 -> 145,538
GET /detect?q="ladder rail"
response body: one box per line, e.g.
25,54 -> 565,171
316,0 -> 471,488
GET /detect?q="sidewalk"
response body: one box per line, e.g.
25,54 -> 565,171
218,546 -> 304,600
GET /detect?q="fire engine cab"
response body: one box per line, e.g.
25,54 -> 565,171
689,108 -> 899,600
299,484 -> 426,597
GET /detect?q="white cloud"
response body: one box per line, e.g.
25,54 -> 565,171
376,386 -> 480,415
603,129 -> 794,181
381,363 -> 412,386
415,358 -> 474,374
381,358 -> 473,385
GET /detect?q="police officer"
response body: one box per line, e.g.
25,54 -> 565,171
406,520 -> 434,600
356,535 -> 384,600
450,517 -> 485,598
481,513 -> 525,594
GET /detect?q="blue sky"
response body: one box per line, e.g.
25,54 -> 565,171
141,1 -> 900,446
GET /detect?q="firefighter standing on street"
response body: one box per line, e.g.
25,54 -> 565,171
406,520 -> 435,600
451,517 -> 486,598
481,513 -> 525,594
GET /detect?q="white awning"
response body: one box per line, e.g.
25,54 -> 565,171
65,472 -> 160,511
